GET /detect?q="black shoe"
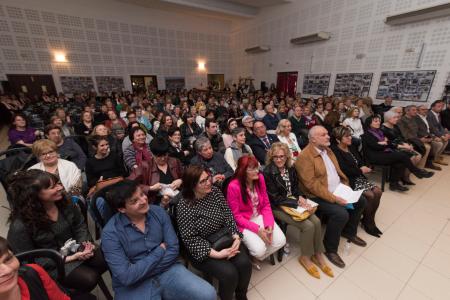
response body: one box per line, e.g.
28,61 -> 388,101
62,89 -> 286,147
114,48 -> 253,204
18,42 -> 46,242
374,226 -> 383,235
325,252 -> 345,268
414,169 -> 434,178
389,182 -> 409,192
425,162 -> 442,171
342,234 -> 367,247
401,179 -> 416,186
362,223 -> 380,238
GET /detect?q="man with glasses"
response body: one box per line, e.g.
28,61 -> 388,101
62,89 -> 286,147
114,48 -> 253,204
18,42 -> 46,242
295,126 -> 367,269
248,120 -> 279,165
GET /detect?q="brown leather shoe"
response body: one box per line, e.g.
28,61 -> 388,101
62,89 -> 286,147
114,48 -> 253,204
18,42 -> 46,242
425,162 -> 442,171
324,252 -> 345,268
434,159 -> 449,166
342,235 -> 367,247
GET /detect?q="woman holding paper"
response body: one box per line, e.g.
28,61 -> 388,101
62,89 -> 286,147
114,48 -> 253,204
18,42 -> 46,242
128,137 -> 183,208
263,142 -> 333,279
331,126 -> 383,238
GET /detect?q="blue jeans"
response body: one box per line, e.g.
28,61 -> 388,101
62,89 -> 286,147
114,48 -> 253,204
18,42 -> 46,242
114,263 -> 216,300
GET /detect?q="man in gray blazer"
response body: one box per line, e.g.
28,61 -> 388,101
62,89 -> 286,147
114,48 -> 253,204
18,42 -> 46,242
421,101 -> 449,165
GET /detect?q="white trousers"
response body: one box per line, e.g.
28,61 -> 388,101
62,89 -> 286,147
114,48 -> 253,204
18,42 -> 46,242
242,215 -> 286,261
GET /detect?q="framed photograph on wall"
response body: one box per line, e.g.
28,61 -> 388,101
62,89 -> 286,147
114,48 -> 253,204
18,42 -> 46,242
165,77 -> 186,92
96,76 -> 125,93
302,74 -> 331,96
60,76 -> 95,94
376,70 -> 436,102
333,73 -> 373,97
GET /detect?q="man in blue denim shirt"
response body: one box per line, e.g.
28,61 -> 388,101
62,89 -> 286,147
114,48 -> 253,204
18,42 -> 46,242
101,180 -> 216,300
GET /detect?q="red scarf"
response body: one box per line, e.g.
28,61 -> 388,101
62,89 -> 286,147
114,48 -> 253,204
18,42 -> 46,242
133,142 -> 152,165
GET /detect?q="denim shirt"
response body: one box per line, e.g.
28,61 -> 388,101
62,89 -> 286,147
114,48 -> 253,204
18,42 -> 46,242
101,205 -> 179,298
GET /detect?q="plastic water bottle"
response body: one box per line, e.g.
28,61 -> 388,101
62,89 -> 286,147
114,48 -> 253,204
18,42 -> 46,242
343,239 -> 351,256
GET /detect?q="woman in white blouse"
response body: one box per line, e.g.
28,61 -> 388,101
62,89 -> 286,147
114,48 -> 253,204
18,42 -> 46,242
342,107 -> 364,146
276,119 -> 301,161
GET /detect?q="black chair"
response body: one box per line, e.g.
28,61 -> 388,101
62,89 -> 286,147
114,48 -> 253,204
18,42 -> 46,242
16,248 -> 111,300
369,164 -> 390,192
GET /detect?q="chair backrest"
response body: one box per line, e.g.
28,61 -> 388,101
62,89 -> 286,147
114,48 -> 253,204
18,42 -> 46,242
89,183 -> 118,228
15,249 -> 65,283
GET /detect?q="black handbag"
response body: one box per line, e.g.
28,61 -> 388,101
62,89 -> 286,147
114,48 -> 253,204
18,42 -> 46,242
206,227 -> 234,251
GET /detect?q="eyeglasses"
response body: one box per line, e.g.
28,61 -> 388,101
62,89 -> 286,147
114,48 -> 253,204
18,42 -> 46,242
198,175 -> 212,186
273,155 -> 286,160
246,168 -> 259,173
40,151 -> 57,158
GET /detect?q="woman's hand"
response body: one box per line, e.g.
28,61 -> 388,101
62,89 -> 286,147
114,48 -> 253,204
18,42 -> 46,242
160,195 -> 170,208
170,179 -> 182,190
149,183 -> 162,191
258,227 -> 271,245
360,166 -> 372,174
298,196 -> 307,207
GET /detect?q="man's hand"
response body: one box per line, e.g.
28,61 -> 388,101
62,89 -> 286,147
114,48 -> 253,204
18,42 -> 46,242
335,196 -> 348,206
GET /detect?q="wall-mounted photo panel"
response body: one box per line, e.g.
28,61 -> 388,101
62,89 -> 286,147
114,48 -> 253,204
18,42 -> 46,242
333,73 -> 373,97
302,74 -> 331,96
376,70 -> 436,102
96,76 -> 125,93
165,77 -> 186,92
60,76 -> 95,94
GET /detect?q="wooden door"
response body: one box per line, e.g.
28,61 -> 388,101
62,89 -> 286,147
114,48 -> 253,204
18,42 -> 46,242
277,72 -> 298,97
6,74 -> 56,98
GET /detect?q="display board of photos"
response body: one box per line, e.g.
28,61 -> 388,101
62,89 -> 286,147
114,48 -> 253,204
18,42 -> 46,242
165,77 -> 186,91
333,73 -> 373,97
96,76 -> 125,93
302,74 -> 331,95
60,76 -> 95,94
376,70 -> 436,102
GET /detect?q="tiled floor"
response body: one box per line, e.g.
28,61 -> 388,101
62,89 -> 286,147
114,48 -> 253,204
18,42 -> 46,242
1,130 -> 450,299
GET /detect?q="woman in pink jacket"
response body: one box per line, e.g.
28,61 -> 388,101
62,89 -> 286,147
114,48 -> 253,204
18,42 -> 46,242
226,155 -> 286,266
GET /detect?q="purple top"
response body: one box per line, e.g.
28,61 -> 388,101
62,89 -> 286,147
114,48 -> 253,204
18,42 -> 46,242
8,127 -> 36,144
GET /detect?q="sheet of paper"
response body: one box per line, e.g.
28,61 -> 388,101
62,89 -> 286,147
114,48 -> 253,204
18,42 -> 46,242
295,199 -> 319,214
333,183 -> 363,204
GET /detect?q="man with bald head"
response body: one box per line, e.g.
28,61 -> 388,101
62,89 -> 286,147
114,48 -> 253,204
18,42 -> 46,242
295,125 -> 367,268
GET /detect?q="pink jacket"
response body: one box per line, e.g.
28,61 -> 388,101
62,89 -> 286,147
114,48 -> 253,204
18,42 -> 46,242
226,174 -> 275,234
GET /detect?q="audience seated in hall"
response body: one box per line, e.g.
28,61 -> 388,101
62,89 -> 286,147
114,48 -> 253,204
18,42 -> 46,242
2,83 -> 450,299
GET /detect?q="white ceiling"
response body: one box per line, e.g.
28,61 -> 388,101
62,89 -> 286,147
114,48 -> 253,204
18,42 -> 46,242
226,0 -> 290,8
117,0 -> 290,19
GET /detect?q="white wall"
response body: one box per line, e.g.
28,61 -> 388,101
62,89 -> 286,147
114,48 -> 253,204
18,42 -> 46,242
0,0 -> 233,92
231,0 -> 450,105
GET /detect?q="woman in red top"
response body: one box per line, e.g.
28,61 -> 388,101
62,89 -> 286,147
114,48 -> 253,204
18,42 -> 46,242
0,236 -> 69,300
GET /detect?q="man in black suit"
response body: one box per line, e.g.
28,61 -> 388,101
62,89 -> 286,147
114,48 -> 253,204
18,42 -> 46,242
248,120 -> 279,165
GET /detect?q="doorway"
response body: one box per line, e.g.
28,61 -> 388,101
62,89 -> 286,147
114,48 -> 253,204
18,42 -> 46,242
130,75 -> 158,93
207,74 -> 225,90
5,74 -> 56,98
276,72 -> 298,97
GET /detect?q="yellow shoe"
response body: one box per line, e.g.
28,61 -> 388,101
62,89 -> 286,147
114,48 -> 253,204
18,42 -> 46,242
312,256 -> 335,278
298,257 -> 320,279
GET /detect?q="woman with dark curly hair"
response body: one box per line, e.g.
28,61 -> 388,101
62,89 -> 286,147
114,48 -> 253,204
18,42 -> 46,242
6,169 -> 108,294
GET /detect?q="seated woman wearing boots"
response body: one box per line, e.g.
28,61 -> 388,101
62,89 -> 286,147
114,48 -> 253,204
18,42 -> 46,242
7,170 -> 108,295
362,115 -> 433,192
226,155 -> 286,268
382,110 -> 423,185
331,127 -> 383,237
263,142 -> 333,279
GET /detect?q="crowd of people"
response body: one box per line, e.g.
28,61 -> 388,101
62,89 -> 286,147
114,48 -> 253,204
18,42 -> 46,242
1,87 -> 450,299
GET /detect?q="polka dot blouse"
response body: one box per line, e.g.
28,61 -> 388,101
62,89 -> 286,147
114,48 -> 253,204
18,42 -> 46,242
176,186 -> 242,262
